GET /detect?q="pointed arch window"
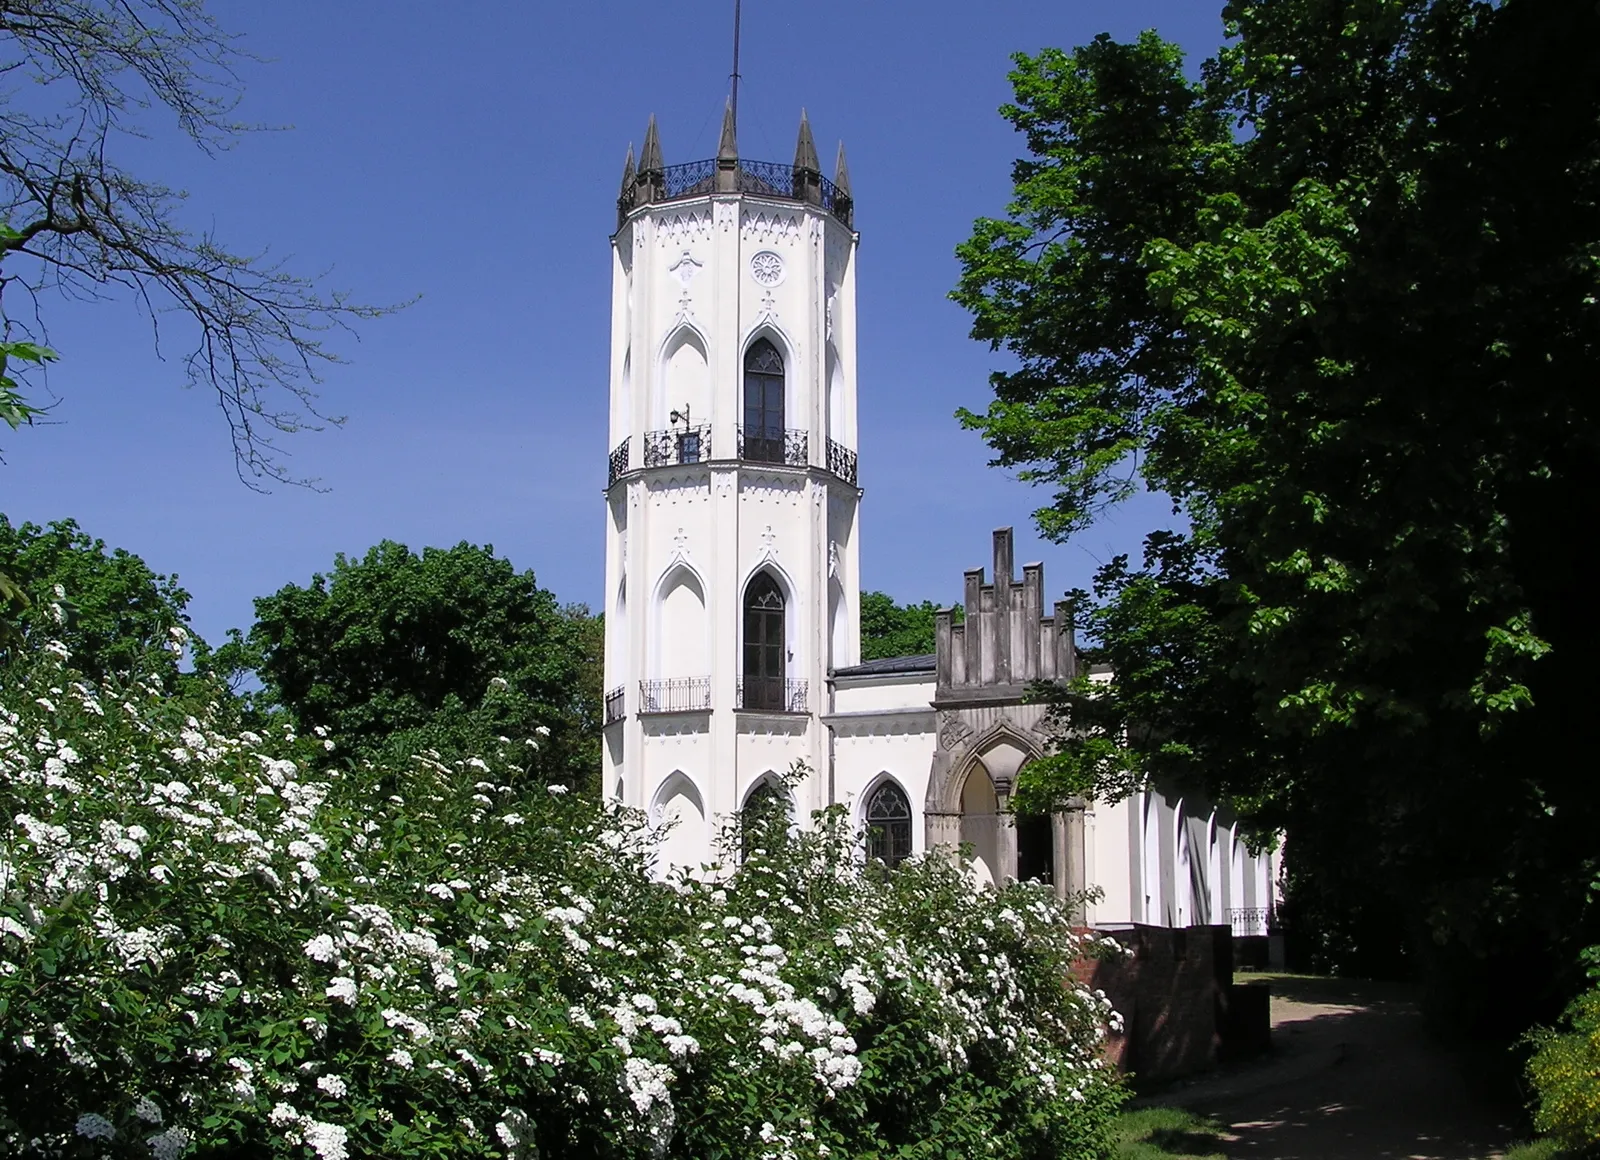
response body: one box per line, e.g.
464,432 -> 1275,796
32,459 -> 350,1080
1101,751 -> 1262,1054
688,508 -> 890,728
743,339 -> 785,464
742,572 -> 786,711
865,780 -> 913,868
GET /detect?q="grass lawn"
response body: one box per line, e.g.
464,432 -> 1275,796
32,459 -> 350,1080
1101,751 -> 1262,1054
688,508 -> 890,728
1502,1142 -> 1563,1160
1114,1108 -> 1231,1159
1114,1107 -> 1562,1159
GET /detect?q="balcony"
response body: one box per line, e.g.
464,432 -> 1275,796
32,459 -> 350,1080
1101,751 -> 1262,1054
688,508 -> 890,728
736,676 -> 808,714
607,439 -> 629,487
621,425 -> 856,480
638,677 -> 711,714
826,438 -> 857,487
738,425 -> 807,468
603,685 -> 625,726
626,158 -> 852,228
644,426 -> 711,468
1227,907 -> 1276,937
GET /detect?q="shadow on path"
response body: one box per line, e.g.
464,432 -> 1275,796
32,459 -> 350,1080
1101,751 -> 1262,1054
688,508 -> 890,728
1137,974 -> 1518,1160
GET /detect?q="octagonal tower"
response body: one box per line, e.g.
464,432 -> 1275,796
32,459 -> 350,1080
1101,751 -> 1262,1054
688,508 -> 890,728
601,105 -> 862,870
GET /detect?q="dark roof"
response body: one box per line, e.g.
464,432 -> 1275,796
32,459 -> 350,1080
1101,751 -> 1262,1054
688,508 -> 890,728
831,653 -> 937,678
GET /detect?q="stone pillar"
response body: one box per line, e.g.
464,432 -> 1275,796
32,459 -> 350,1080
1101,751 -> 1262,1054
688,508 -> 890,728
995,783 -> 1018,884
1054,802 -> 1088,919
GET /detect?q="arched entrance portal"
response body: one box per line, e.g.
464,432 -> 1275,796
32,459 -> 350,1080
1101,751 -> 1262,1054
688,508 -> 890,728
958,762 -> 1001,886
928,725 -> 1085,903
1015,810 -> 1055,886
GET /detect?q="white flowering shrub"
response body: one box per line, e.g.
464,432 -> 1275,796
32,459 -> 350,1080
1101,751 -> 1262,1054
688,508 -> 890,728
0,645 -> 1124,1159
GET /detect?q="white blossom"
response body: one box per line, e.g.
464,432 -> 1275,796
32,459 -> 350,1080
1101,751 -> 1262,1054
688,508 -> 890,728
75,1113 -> 115,1140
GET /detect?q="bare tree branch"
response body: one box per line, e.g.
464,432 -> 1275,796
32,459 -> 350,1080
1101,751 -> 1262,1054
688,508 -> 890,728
0,0 -> 404,488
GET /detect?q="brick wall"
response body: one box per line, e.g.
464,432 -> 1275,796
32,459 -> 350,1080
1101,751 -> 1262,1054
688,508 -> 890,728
1075,924 -> 1233,1085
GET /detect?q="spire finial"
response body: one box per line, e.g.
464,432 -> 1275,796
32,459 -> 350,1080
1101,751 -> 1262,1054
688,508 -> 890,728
718,98 -> 738,162
636,116 -> 665,205
831,140 -> 853,226
716,98 -> 739,192
617,142 -> 638,227
640,114 -> 663,172
792,109 -> 822,206
793,108 -> 820,174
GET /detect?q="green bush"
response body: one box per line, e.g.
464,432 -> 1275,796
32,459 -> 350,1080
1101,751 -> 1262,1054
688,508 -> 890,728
1526,952 -> 1600,1156
0,624 -> 1125,1158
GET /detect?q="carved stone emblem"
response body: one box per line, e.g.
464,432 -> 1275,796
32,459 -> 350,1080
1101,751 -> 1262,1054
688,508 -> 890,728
754,288 -> 779,329
938,711 -> 973,751
669,248 -> 702,287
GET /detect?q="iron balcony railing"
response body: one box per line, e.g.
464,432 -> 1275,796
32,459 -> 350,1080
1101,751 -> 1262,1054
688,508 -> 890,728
651,158 -> 852,224
608,439 -> 629,486
826,438 -> 857,487
603,685 -> 625,726
643,425 -> 711,468
736,676 -> 808,714
627,425 -> 853,478
738,424 -> 808,467
1226,907 -> 1277,937
638,677 -> 711,714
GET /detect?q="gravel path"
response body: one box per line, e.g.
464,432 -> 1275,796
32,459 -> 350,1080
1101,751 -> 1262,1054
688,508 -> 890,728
1142,975 -> 1520,1160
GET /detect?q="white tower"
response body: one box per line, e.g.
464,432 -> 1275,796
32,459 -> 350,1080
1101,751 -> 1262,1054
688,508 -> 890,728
601,105 -> 862,869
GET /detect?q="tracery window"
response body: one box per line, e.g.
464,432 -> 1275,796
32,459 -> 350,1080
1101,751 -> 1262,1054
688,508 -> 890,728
865,780 -> 913,868
742,572 -> 785,710
743,339 -> 785,463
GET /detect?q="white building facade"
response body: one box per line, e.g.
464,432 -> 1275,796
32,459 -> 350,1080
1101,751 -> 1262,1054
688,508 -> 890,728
601,108 -> 1279,932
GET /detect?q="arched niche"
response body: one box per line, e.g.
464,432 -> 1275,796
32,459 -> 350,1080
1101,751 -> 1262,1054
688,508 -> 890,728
827,577 -> 846,670
740,774 -> 791,861
825,343 -> 845,444
651,771 -> 706,874
654,564 -> 708,679
1174,799 -> 1194,927
1142,793 -> 1163,924
659,326 -> 710,429
614,349 -> 632,442
606,574 -> 628,690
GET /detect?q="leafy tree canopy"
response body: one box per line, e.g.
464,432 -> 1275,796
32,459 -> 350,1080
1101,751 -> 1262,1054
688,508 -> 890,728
857,592 -> 953,662
0,513 -> 192,684
229,540 -> 601,790
955,0 -> 1600,1026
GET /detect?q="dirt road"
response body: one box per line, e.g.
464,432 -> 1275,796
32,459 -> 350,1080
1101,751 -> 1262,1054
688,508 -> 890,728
1144,975 -> 1522,1160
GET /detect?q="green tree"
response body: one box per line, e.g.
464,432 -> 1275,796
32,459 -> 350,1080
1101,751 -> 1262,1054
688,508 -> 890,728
234,540 -> 601,790
0,0 -> 394,484
858,591 -> 959,662
0,513 -> 193,683
954,0 -> 1600,1031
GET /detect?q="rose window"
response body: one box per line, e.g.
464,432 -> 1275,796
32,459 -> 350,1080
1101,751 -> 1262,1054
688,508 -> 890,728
750,251 -> 785,286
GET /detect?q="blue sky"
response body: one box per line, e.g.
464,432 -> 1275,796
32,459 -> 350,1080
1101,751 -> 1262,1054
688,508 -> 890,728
1,0 -> 1223,646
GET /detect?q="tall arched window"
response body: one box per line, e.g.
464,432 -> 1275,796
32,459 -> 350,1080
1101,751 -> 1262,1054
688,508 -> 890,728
743,339 -> 785,463
865,780 -> 913,868
743,572 -> 786,710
